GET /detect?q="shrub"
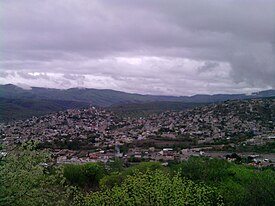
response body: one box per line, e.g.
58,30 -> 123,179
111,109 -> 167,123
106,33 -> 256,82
0,142 -> 68,206
73,170 -> 224,206
63,162 -> 105,188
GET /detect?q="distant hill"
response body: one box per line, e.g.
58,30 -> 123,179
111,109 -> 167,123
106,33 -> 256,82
0,84 -> 274,122
1,84 -> 275,105
110,101 -> 208,118
0,84 -> 186,106
0,98 -> 89,122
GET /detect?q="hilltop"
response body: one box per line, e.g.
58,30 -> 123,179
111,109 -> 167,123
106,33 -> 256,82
1,84 -> 275,105
0,84 -> 275,122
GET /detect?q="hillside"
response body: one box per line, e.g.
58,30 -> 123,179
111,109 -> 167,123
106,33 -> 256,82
0,84 -> 186,106
0,84 -> 275,122
110,101 -> 208,117
1,84 -> 275,106
0,98 -> 89,122
2,98 -> 274,152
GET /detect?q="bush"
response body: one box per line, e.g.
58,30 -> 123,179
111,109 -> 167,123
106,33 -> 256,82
100,172 -> 125,189
171,157 -> 275,206
73,170 -> 224,206
125,161 -> 164,175
173,157 -> 231,183
63,164 -> 85,186
0,142 -> 68,206
100,161 -> 165,189
63,162 -> 105,188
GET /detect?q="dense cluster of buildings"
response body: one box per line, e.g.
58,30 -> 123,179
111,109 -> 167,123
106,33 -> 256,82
0,99 -> 274,166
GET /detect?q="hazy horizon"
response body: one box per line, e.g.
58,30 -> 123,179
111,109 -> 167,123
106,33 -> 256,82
1,0 -> 275,96
2,83 -> 275,97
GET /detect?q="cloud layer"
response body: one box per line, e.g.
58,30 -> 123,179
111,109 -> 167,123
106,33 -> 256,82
1,0 -> 274,95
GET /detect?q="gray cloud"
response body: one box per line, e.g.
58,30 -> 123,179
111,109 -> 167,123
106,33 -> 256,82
0,72 -> 9,78
197,62 -> 219,73
0,0 -> 274,95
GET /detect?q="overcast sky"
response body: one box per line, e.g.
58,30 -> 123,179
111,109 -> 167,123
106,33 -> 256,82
1,0 -> 274,95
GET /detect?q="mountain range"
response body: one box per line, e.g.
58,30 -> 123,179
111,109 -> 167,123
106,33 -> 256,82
0,84 -> 274,122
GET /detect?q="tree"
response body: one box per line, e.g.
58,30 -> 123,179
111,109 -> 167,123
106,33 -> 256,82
108,157 -> 124,173
100,161 -> 164,189
73,170 -> 224,206
0,142 -> 68,206
171,157 -> 275,206
63,162 -> 106,188
175,157 -> 232,183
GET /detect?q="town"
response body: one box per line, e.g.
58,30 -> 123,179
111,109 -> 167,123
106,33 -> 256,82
1,98 -> 274,167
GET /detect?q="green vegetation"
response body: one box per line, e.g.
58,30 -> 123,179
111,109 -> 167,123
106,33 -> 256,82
1,144 -> 275,205
64,162 -> 105,188
169,157 -> 275,206
0,143 -> 68,206
72,170 -> 223,206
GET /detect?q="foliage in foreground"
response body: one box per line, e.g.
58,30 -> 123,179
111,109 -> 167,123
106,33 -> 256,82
1,143 -> 275,206
63,162 -> 105,188
0,143 -> 68,206
73,170 -> 224,206
170,157 -> 275,206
